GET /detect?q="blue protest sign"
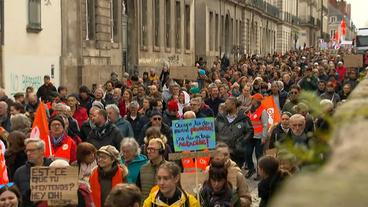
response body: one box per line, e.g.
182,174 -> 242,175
172,118 -> 216,152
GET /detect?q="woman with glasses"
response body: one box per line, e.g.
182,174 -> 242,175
120,138 -> 148,184
90,145 -> 128,207
48,116 -> 77,164
143,162 -> 199,207
0,183 -> 22,207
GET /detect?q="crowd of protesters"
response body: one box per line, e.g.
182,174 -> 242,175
0,47 -> 366,207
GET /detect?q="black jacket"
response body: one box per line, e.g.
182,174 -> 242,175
5,150 -> 27,181
36,83 -> 57,102
141,122 -> 173,150
80,120 -> 94,142
258,171 -> 289,207
269,123 -> 289,149
126,115 -> 146,144
205,97 -> 225,116
87,121 -> 124,150
215,111 -> 254,159
13,158 -> 53,207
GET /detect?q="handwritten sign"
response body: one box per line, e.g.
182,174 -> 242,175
181,172 -> 207,195
169,150 -> 216,160
344,54 -> 363,68
172,118 -> 216,152
170,66 -> 198,80
30,167 -> 78,205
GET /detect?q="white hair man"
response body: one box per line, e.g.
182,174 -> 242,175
106,104 -> 134,138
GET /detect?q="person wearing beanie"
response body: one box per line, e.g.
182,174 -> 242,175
90,145 -> 128,207
162,99 -> 179,127
140,109 -> 173,151
49,116 -> 77,164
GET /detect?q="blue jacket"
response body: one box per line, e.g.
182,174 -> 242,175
121,154 -> 148,184
114,117 -> 134,138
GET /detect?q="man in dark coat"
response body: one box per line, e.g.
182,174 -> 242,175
87,109 -> 124,150
205,84 -> 225,116
36,75 -> 57,102
215,97 -> 254,168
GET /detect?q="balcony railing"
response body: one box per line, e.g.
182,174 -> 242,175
299,15 -> 317,27
246,0 -> 280,19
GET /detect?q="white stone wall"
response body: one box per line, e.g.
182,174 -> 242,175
3,0 -> 61,95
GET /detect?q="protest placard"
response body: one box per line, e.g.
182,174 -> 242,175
180,172 -> 207,196
344,54 -> 363,68
169,150 -> 216,160
172,118 -> 216,152
170,66 -> 198,80
30,166 -> 78,205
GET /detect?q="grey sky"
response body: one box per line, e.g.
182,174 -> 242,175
347,0 -> 368,28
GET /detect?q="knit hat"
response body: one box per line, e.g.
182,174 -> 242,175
167,100 -> 179,111
49,116 -> 65,129
251,93 -> 264,101
97,145 -> 120,162
150,109 -> 162,118
189,87 -> 200,94
92,101 -> 104,109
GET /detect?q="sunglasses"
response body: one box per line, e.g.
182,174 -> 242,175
152,117 -> 162,121
0,182 -> 14,189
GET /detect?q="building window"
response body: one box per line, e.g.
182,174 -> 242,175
111,0 -> 119,42
86,0 -> 95,40
329,16 -> 336,23
330,30 -> 336,39
165,0 -> 171,48
141,0 -> 148,47
215,13 -> 219,51
153,0 -> 160,48
209,12 -> 213,51
27,0 -> 41,32
175,1 -> 181,50
184,4 -> 190,50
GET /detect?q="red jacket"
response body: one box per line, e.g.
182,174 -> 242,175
51,134 -> 77,164
336,65 -> 347,83
73,106 -> 88,128
118,99 -> 128,117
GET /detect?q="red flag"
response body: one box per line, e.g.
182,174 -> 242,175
341,19 -> 346,36
32,102 -> 53,157
0,142 -> 9,184
335,30 -> 339,42
261,96 -> 281,127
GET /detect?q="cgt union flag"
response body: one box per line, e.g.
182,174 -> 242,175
261,95 -> 281,127
31,102 -> 53,157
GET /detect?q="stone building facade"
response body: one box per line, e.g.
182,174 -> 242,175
0,0 -> 61,95
328,0 -> 356,42
126,0 -> 195,74
61,0 -> 125,91
195,0 -> 245,64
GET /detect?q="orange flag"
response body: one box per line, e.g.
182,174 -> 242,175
261,95 -> 281,127
32,102 -> 53,157
0,142 -> 9,184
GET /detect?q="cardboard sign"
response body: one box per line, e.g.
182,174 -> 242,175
172,118 -> 216,152
344,54 -> 363,68
30,167 -> 78,205
180,173 -> 208,196
170,66 -> 198,80
169,150 -> 216,160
